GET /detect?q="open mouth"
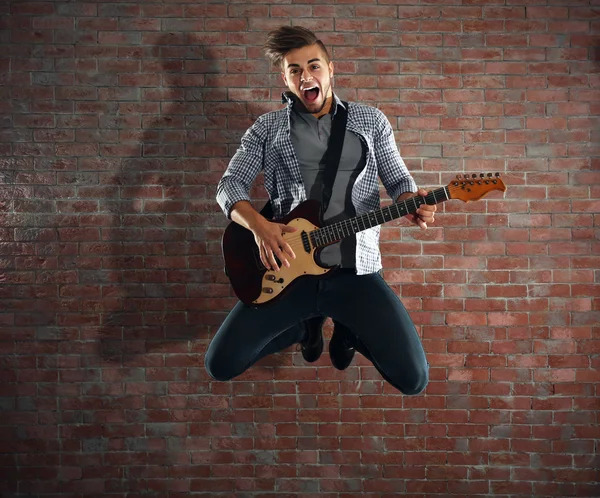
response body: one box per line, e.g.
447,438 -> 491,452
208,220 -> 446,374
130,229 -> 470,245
303,86 -> 320,103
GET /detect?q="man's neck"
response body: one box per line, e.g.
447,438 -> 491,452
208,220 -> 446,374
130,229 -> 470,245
312,95 -> 333,119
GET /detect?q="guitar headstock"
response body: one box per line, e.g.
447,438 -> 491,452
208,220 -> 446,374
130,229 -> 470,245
447,172 -> 506,202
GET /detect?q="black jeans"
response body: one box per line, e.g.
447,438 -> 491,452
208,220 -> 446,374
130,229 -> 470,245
205,269 -> 429,395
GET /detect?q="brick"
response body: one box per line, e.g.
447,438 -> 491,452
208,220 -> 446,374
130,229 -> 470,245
1,7 -> 599,497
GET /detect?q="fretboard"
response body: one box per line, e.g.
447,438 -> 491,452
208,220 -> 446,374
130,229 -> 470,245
309,186 -> 450,248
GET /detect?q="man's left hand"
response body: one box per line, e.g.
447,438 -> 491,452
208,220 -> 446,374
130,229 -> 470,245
398,188 -> 437,230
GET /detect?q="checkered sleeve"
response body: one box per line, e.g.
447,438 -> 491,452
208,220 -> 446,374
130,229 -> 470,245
216,116 -> 267,219
373,109 -> 417,201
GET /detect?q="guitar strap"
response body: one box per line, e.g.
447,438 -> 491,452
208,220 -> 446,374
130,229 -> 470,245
319,100 -> 348,214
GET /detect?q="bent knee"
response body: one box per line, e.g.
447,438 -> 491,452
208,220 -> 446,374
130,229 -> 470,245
397,364 -> 429,396
401,378 -> 428,395
204,355 -> 237,382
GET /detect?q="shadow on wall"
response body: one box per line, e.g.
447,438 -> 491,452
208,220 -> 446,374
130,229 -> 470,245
97,33 -> 229,364
95,32 -> 292,378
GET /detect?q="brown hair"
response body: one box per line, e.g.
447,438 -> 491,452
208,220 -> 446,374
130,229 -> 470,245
263,26 -> 331,68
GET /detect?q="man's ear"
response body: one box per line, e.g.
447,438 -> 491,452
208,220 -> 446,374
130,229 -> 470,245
329,61 -> 334,78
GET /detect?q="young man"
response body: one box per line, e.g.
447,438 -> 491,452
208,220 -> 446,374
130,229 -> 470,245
205,26 -> 436,395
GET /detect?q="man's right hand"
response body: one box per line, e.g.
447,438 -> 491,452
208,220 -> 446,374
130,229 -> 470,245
229,201 -> 298,272
250,218 -> 297,272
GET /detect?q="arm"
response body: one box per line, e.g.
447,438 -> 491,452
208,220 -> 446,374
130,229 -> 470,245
216,116 -> 267,220
216,116 -> 296,271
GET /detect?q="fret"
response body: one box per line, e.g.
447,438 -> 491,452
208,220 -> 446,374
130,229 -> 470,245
340,223 -> 348,238
384,206 -> 391,221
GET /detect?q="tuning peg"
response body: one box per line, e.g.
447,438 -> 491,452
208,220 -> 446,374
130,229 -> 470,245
472,174 -> 477,179
488,173 -> 493,178
495,172 -> 500,177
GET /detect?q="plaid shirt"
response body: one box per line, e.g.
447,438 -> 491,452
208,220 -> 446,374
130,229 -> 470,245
216,92 -> 417,274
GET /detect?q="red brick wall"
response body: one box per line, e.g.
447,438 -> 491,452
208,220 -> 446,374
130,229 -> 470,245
1,1 -> 599,496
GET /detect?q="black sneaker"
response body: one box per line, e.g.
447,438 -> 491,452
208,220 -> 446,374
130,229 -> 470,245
329,321 -> 355,370
300,316 -> 326,363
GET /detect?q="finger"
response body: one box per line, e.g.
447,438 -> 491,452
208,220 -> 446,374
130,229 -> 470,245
272,244 -> 290,269
279,237 -> 296,261
265,245 -> 280,272
418,205 -> 436,218
420,203 -> 437,212
276,225 -> 297,260
416,189 -> 432,212
418,210 -> 435,223
259,243 -> 271,270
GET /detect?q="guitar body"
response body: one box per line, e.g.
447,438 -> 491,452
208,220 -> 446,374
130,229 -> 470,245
222,200 -> 333,307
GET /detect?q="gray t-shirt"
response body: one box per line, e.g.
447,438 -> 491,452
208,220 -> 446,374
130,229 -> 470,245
290,102 -> 366,267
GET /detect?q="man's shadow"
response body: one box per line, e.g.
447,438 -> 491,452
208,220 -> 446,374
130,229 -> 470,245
98,33 -> 227,363
97,33 -> 290,374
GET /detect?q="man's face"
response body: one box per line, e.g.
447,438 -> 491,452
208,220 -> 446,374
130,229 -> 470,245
281,44 -> 334,117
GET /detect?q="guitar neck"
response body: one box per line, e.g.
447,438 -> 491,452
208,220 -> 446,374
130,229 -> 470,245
310,186 -> 450,248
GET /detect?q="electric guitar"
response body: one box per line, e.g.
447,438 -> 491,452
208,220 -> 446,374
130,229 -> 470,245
222,173 -> 506,306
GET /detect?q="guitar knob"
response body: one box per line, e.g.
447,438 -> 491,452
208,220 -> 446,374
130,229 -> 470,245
262,287 -> 273,294
265,274 -> 276,281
